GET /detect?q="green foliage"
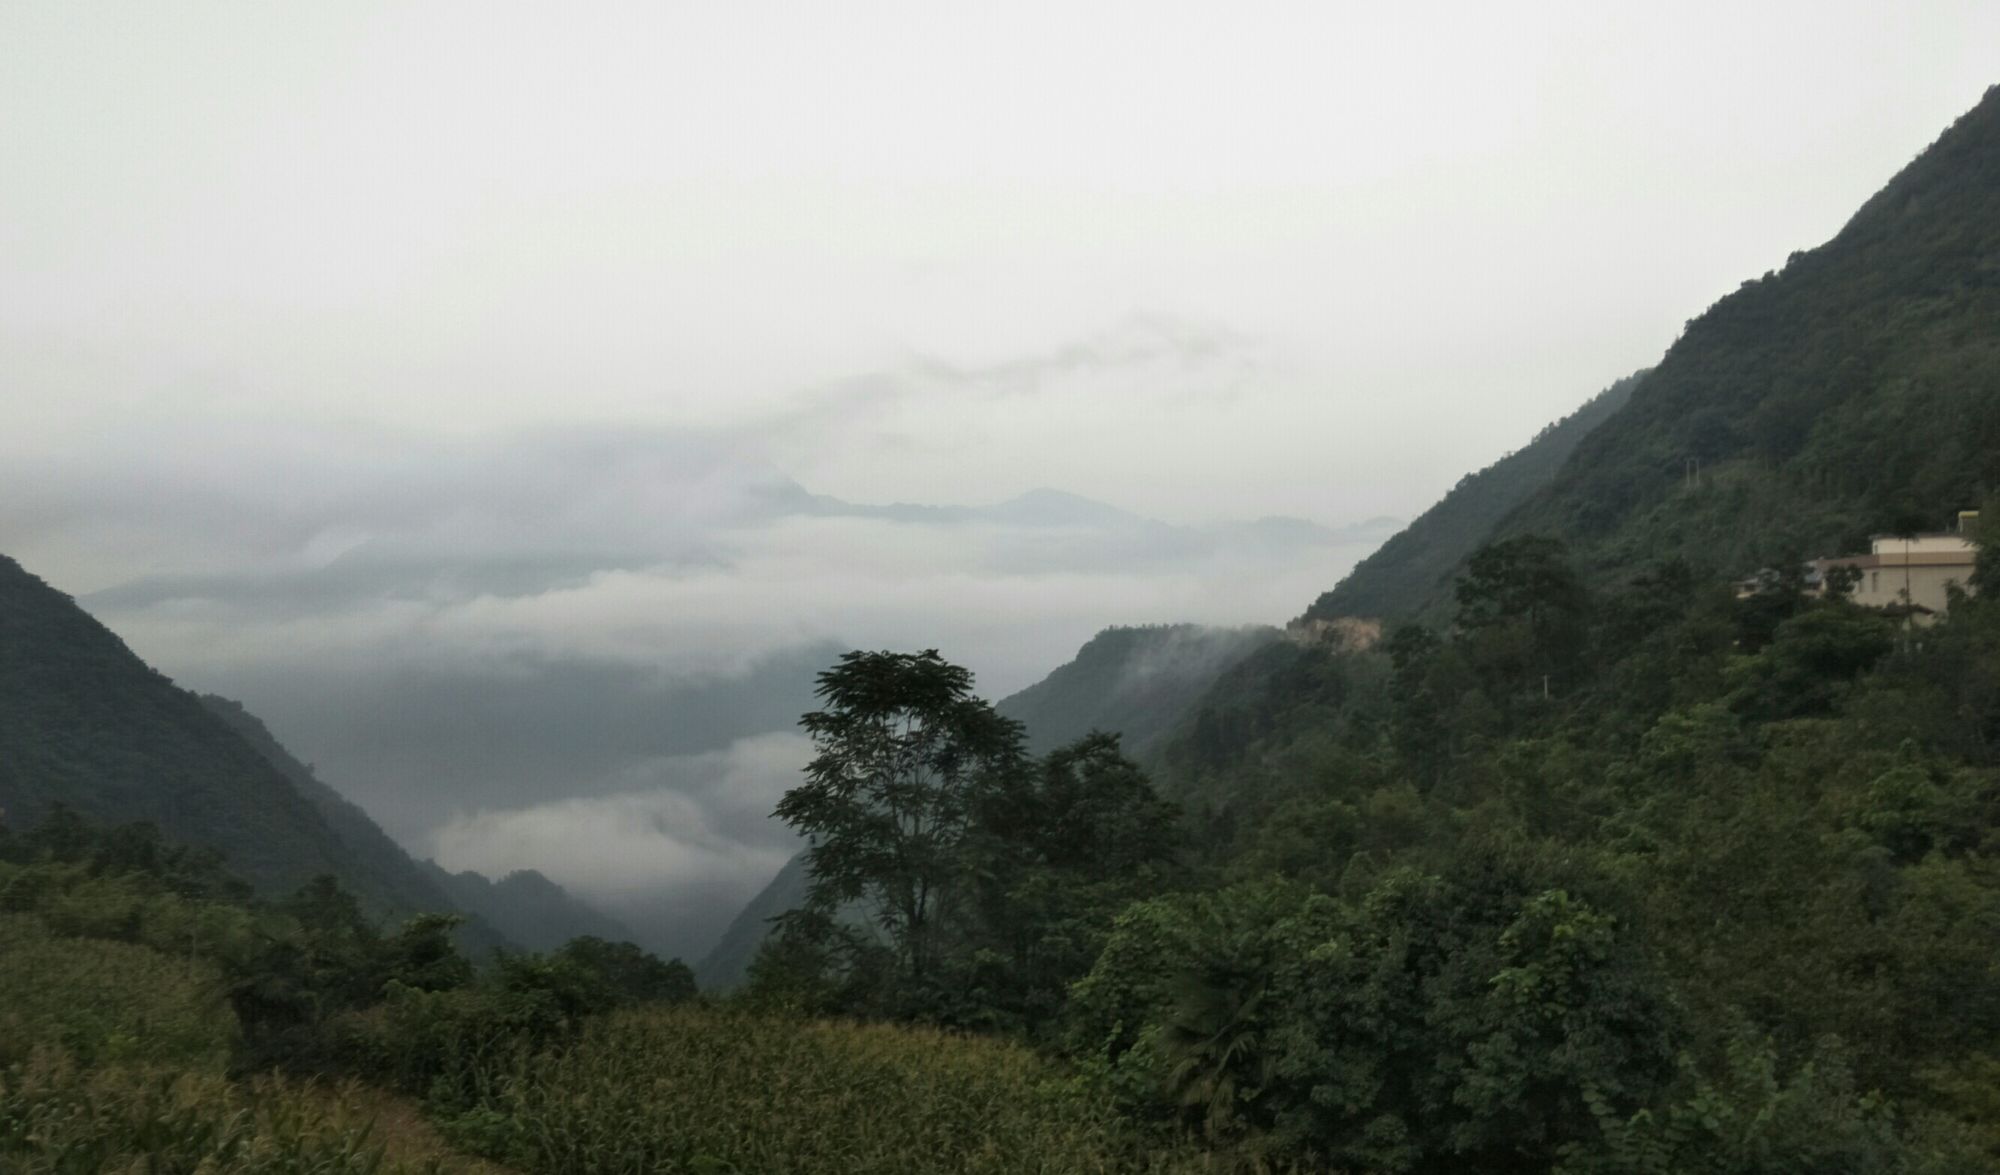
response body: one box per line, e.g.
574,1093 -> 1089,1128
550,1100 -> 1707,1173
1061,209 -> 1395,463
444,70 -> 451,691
553,934 -> 696,1005
776,649 -> 1029,982
340,934 -> 696,1112
764,653 -> 1187,1033
1072,857 -> 1678,1172
1557,1031 -> 1983,1175
1726,604 -> 1897,720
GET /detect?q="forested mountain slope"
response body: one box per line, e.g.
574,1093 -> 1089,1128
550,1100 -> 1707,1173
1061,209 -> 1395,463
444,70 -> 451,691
0,555 -> 465,927
201,695 -> 528,955
1494,84 -> 2000,579
996,624 -> 1280,757
1302,371 -> 1643,624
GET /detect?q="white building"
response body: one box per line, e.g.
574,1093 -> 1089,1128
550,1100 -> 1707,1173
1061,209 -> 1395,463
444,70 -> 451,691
1814,511 -> 1981,617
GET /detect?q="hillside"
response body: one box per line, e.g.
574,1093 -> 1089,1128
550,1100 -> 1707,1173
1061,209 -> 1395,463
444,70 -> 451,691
1301,370 -> 1644,624
693,852 -> 810,989
0,554 -> 462,926
1492,84 -> 2000,581
995,623 -> 1281,757
199,694 -> 524,955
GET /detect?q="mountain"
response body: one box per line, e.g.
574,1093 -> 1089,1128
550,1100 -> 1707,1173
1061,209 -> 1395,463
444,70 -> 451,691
802,486 -> 1394,566
0,554 -> 479,934
421,862 -> 636,953
995,623 -> 1283,758
1301,372 -> 1644,624
693,622 -> 1278,989
1303,87 -> 2000,626
1488,85 -> 2000,584
692,852 -> 811,990
1159,84 -> 2000,814
198,694 -> 512,955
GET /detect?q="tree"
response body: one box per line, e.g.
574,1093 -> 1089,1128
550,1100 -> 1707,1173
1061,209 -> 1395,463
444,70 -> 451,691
961,732 -> 1185,1030
1455,536 -> 1591,701
774,650 -> 1025,982
554,935 -> 695,1005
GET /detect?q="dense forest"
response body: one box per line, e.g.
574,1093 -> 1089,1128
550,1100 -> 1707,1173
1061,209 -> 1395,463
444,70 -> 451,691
5,85 -> 2000,1174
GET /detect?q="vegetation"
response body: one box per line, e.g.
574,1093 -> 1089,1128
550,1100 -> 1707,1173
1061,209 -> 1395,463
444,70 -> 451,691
699,622 -> 1273,991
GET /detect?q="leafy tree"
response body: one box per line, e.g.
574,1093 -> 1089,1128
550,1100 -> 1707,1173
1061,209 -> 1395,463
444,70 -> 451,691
959,732 -> 1184,1031
774,650 -> 1026,982
554,935 -> 695,1005
1455,536 -> 1592,703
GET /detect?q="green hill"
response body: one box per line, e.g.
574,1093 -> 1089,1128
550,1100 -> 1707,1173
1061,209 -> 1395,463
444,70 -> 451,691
1302,86 -> 2000,622
1302,371 -> 1644,624
995,624 -> 1281,758
1494,84 -> 2000,581
1168,85 -> 2000,802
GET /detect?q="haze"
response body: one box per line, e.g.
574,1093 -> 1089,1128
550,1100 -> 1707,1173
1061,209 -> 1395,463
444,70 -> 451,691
4,1 -> 1995,956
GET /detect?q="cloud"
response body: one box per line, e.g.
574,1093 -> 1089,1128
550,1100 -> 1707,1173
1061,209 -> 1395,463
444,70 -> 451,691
0,326 -> 1397,954
430,732 -> 813,959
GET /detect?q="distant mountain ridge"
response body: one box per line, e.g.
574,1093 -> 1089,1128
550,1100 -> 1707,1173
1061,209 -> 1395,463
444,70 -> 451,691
421,861 -> 635,953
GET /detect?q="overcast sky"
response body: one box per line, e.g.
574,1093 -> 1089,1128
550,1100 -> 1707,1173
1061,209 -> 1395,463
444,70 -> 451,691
4,2 -> 1996,956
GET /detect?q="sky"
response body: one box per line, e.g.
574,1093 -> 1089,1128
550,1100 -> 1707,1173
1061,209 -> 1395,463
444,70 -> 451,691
3,1 -> 1996,957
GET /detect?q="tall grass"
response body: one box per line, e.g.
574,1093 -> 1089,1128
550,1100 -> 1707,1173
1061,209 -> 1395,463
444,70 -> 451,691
439,1004 -> 1215,1174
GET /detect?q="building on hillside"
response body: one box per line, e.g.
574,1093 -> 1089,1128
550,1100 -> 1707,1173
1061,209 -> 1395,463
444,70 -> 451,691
1810,511 -> 1981,619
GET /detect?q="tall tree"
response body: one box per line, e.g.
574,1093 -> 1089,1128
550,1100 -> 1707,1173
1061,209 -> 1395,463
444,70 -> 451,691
774,650 -> 1025,981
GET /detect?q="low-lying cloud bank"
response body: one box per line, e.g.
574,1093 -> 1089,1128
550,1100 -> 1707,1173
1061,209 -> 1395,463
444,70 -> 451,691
3,414 -> 1394,957
431,732 -> 813,959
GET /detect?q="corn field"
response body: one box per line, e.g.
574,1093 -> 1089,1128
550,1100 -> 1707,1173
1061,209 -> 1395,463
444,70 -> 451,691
438,1005 -> 1222,1174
